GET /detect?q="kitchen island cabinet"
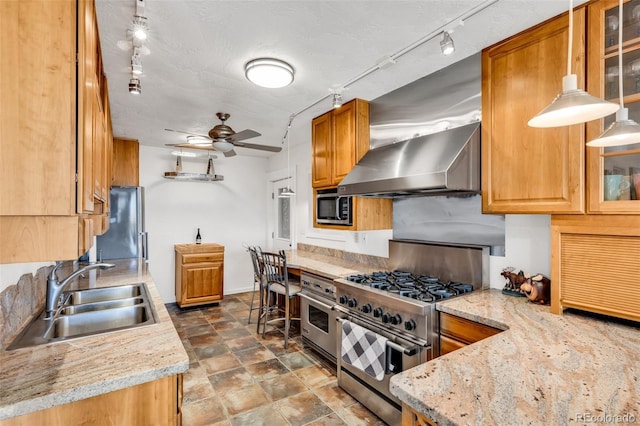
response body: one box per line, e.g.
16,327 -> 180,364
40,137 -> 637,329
438,311 -> 501,356
175,243 -> 224,308
0,0 -> 113,263
0,259 -> 188,423
391,290 -> 640,425
481,8 -> 586,214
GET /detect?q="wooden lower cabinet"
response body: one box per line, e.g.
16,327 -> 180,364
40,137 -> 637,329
402,403 -> 437,426
438,312 -> 502,356
175,243 -> 224,308
0,374 -> 182,426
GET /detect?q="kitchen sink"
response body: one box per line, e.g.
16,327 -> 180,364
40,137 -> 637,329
63,284 -> 143,305
43,305 -> 154,339
7,283 -> 157,350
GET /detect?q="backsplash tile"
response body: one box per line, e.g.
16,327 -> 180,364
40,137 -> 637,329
296,243 -> 388,269
0,265 -> 50,351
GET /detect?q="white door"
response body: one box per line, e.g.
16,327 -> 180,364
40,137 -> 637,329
272,178 -> 294,250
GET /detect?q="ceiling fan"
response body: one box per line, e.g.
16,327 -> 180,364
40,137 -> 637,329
165,112 -> 281,157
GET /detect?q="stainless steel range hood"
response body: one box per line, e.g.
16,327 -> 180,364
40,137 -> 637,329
337,122 -> 480,198
338,53 -> 481,198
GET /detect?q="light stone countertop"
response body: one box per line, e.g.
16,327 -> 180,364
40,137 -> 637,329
389,289 -> 640,426
0,259 -> 189,421
284,249 -> 383,279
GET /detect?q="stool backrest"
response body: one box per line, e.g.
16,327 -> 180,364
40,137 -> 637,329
261,250 -> 289,286
248,246 -> 264,283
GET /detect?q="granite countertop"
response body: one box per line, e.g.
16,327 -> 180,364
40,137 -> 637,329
284,249 -> 383,279
390,289 -> 640,426
0,259 -> 189,421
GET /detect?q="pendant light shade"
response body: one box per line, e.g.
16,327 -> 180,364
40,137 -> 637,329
587,0 -> 640,147
528,75 -> 619,127
528,0 -> 619,128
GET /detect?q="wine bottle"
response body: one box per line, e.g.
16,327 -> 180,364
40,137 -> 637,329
196,228 -> 202,244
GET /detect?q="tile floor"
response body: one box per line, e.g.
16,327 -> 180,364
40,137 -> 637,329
166,292 -> 387,426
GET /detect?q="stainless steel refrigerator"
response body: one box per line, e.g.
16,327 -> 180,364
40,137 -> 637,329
96,186 -> 148,260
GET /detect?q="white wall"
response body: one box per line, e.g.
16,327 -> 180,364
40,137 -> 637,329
139,145 -> 269,302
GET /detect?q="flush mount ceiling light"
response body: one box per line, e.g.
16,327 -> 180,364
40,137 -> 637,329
440,31 -> 455,56
588,0 -> 640,147
128,76 -> 141,94
245,58 -> 294,88
528,0 -> 618,127
212,139 -> 234,152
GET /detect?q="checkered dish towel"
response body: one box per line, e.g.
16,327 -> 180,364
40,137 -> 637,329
341,320 -> 388,381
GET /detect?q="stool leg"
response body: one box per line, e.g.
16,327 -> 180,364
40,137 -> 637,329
262,287 -> 271,340
248,279 -> 257,324
283,295 -> 290,350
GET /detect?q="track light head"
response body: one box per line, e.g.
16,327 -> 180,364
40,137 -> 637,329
132,15 -> 148,41
440,31 -> 455,56
332,92 -> 343,109
129,77 -> 141,94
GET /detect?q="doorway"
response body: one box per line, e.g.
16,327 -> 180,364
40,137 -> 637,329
271,176 -> 295,250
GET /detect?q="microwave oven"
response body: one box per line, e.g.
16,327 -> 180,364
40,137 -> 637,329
316,189 -> 352,226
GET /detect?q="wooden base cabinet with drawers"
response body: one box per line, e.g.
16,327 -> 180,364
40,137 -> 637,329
439,312 -> 502,356
0,375 -> 182,426
175,243 -> 224,308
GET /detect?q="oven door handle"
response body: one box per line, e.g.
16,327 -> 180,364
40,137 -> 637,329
336,317 -> 420,356
299,292 -> 335,310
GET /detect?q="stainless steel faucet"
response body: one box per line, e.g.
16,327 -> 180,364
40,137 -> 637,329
45,261 -> 115,317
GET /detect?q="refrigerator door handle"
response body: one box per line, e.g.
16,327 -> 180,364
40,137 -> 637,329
141,231 -> 149,261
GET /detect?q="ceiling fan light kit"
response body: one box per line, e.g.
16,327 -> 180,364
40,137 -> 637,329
245,58 -> 295,88
212,140 -> 234,152
528,0 -> 618,128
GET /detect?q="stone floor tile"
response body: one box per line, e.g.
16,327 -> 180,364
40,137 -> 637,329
208,366 -> 255,393
234,345 -> 276,365
336,403 -> 387,426
183,381 -> 216,405
193,342 -> 229,360
278,351 -> 316,371
199,352 -> 241,375
306,412 -> 349,426
188,332 -> 223,348
276,391 -> 333,426
313,383 -> 357,411
294,364 -> 336,389
228,404 -> 288,426
182,396 -> 227,426
217,327 -> 252,340
219,383 -> 270,416
245,358 -> 291,381
258,372 -> 308,402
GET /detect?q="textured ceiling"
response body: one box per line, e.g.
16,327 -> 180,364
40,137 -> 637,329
95,0 -> 589,158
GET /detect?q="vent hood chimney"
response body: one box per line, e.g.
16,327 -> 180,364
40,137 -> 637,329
337,53 -> 481,198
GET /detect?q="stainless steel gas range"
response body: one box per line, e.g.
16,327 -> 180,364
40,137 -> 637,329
333,240 -> 490,426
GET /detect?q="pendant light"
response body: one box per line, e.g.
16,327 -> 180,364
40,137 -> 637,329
588,0 -> 640,147
528,0 -> 619,127
279,116 -> 296,198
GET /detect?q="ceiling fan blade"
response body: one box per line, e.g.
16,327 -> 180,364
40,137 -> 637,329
232,141 -> 282,152
164,128 -> 210,139
166,143 -> 215,152
223,149 -> 237,158
227,129 -> 261,142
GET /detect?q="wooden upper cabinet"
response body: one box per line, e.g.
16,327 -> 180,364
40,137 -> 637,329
312,112 -> 332,187
481,8 -> 586,214
586,0 -> 640,214
0,0 -> 113,263
312,99 -> 370,188
112,138 -> 140,187
0,0 -> 76,216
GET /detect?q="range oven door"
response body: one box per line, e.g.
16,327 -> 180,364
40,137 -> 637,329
336,315 -> 431,426
299,292 -> 338,362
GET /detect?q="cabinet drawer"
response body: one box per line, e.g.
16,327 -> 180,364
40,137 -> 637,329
181,253 -> 223,264
439,312 -> 501,345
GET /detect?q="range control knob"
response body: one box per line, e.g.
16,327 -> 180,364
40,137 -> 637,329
339,295 -> 349,305
373,307 -> 383,318
325,288 -> 333,294
361,303 -> 373,314
390,314 -> 402,325
382,313 -> 391,323
404,319 -> 417,331
347,298 -> 358,308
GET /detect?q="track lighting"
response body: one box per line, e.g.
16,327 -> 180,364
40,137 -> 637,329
132,15 -> 148,41
440,31 -> 455,56
131,48 -> 143,75
128,76 -> 141,94
332,92 -> 343,109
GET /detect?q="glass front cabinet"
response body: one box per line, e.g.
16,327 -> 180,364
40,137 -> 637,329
587,0 -> 640,213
